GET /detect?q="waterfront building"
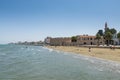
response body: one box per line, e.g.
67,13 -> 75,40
44,37 -> 51,44
47,35 -> 104,46
50,37 -> 71,46
112,34 -> 120,45
76,35 -> 104,45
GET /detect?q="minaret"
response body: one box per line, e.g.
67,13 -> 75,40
104,22 -> 108,31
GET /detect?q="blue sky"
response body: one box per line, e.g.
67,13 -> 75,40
0,0 -> 120,44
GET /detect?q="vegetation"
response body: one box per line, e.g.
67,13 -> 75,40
97,30 -> 103,36
96,33 -> 101,46
110,28 -> 117,34
117,32 -> 120,40
71,36 -> 77,42
104,32 -> 112,46
96,23 -> 119,46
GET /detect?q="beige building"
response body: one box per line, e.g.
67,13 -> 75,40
76,35 -> 104,45
45,35 -> 104,46
50,37 -> 71,46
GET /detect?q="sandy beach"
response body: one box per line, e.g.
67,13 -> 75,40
47,46 -> 120,62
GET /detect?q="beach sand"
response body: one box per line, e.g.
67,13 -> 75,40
47,46 -> 120,62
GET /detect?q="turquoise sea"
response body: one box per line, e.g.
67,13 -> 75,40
0,44 -> 120,80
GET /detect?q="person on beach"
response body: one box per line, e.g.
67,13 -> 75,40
110,45 -> 115,50
89,47 -> 91,52
113,45 -> 115,50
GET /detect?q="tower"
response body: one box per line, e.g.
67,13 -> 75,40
104,22 -> 108,31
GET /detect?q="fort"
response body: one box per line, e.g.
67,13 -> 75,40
45,35 -> 104,46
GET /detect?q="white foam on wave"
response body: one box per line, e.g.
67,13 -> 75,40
70,53 -> 120,73
42,47 -> 49,50
89,59 -> 95,63
83,57 -> 89,60
31,49 -> 34,51
117,70 -> 120,73
56,50 -> 60,53
63,52 -> 69,55
42,46 -> 120,74
48,48 -> 53,52
97,68 -> 104,72
93,59 -> 120,73
73,55 -> 82,59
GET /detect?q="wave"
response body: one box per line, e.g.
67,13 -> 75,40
37,50 -> 42,52
42,47 -> 54,52
48,48 -> 53,52
21,47 -> 24,50
71,53 -> 120,74
73,56 -> 81,59
31,49 -> 34,51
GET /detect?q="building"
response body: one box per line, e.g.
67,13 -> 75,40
104,22 -> 108,31
112,34 -> 120,45
50,37 -> 71,46
46,35 -> 104,46
44,37 -> 51,44
76,35 -> 104,45
76,35 -> 96,45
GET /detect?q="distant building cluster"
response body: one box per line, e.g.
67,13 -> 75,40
16,41 -> 44,46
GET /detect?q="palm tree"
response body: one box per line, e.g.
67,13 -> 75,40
104,32 -> 112,46
96,33 -> 101,46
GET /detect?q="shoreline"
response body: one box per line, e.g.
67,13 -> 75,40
46,46 -> 120,63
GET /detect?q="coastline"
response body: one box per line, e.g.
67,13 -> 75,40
46,46 -> 120,62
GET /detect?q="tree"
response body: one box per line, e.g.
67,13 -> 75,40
117,32 -> 120,40
71,36 -> 77,42
110,28 -> 117,34
104,32 -> 112,46
117,32 -> 120,45
96,33 -> 101,46
104,28 -> 110,34
97,30 -> 104,36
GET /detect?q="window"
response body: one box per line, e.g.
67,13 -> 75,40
84,42 -> 86,45
90,38 -> 92,40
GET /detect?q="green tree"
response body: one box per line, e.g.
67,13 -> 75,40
97,30 -> 104,36
110,28 -> 117,34
96,33 -> 101,46
71,36 -> 77,42
104,28 -> 110,34
104,32 -> 112,46
117,32 -> 120,45
117,32 -> 120,40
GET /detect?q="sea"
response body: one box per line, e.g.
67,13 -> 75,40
0,44 -> 120,80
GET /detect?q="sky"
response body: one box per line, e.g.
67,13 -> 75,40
0,0 -> 120,44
